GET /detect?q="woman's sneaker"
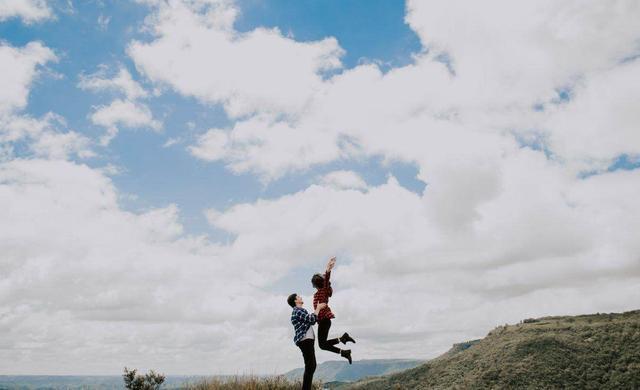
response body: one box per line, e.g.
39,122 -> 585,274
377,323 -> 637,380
340,349 -> 352,364
340,332 -> 356,344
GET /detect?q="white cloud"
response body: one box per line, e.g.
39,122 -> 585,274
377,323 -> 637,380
543,60 -> 640,171
0,42 -> 93,160
0,158 -> 293,374
78,65 -> 149,100
0,0 -> 53,24
1,112 -> 94,161
0,14 -> 299,375
405,0 -> 640,108
97,163 -> 124,176
97,14 -> 110,31
89,99 -> 162,145
89,99 -> 158,129
128,0 -> 344,118
188,115 -> 343,180
78,65 -> 162,145
0,41 -> 56,115
318,170 -> 367,191
188,128 -> 228,160
162,137 -> 182,148
29,125 -> 94,159
161,0 -> 640,183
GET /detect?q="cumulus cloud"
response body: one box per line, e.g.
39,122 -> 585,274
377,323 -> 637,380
188,115 -> 343,179
78,65 -> 162,144
318,170 -> 367,191
128,0 -> 344,118
0,159 -> 295,374
1,23 -> 295,373
97,14 -> 110,31
89,99 -> 162,145
0,41 -> 56,114
0,41 -> 92,160
150,0 -> 640,183
1,113 -> 94,160
544,60 -> 640,171
405,0 -> 640,107
0,0 -> 53,24
78,65 -> 149,100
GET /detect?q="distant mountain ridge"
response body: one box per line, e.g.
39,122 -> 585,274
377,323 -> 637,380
340,309 -> 640,389
283,358 -> 423,383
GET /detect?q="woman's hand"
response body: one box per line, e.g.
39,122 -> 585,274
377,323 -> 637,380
326,256 -> 336,271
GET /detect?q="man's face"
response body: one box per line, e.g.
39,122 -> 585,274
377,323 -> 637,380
295,295 -> 304,307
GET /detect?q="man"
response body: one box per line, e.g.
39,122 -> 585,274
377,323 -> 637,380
312,256 -> 355,364
288,293 -> 326,390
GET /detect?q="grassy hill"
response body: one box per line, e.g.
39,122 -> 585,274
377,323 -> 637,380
283,359 -> 423,383
339,309 -> 640,389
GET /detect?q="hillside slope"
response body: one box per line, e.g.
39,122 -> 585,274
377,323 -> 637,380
342,310 -> 640,389
284,359 -> 423,383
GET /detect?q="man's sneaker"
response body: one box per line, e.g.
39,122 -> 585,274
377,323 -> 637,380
340,332 -> 356,344
340,349 -> 352,364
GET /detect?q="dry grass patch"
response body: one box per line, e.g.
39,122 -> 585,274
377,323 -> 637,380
183,375 -> 323,390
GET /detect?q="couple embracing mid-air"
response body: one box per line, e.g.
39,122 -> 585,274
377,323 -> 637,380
287,256 -> 356,390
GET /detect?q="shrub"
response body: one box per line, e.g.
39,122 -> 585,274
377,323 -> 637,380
123,366 -> 165,390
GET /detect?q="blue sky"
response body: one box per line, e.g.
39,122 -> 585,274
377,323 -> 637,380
1,0 -> 424,237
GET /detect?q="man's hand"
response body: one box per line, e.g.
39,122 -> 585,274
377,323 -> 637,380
326,256 -> 336,272
314,302 -> 327,315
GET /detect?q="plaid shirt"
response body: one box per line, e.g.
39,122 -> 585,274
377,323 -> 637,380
313,270 -> 335,320
291,306 -> 317,345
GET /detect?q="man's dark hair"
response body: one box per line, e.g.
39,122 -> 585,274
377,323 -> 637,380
311,273 -> 324,289
287,293 -> 297,308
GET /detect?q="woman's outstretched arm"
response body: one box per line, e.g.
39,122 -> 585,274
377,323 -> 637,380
324,256 -> 336,295
325,256 -> 336,274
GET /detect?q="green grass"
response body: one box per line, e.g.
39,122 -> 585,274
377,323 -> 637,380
340,309 -> 640,389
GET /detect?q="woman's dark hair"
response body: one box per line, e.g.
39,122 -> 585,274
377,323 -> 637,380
311,273 -> 324,289
287,293 -> 297,308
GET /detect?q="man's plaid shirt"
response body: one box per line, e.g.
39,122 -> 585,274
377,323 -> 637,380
290,306 -> 317,345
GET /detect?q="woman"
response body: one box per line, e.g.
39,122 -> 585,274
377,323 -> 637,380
312,256 -> 356,364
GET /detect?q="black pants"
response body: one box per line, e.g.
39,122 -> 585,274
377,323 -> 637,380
297,338 -> 316,390
317,318 -> 341,354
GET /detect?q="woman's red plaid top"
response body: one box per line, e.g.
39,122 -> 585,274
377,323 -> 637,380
313,270 -> 335,320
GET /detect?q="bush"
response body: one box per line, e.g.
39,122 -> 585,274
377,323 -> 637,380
123,366 -> 165,390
